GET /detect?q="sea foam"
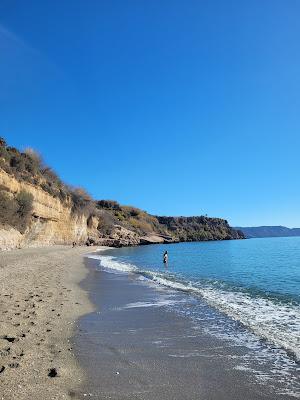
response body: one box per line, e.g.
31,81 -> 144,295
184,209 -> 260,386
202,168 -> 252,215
87,253 -> 300,363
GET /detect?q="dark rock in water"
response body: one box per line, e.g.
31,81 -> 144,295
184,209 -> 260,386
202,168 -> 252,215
48,368 -> 58,378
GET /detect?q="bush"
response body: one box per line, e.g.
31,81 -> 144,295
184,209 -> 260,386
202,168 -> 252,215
41,167 -> 62,186
10,156 -> 25,172
0,190 -> 33,233
15,190 -> 33,232
0,191 -> 18,226
71,187 -> 91,203
128,217 -> 152,234
0,146 -> 11,163
97,200 -> 121,210
122,206 -> 141,217
24,147 -> 43,168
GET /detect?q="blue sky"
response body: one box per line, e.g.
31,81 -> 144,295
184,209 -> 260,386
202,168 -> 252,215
1,0 -> 300,227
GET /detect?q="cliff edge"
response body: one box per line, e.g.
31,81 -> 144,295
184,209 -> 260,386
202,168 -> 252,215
0,138 -> 244,250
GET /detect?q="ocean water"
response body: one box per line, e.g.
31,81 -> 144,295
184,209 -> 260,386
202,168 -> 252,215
88,237 -> 300,396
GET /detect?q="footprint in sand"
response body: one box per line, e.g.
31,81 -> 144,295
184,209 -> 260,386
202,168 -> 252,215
8,362 -> 19,368
1,336 -> 17,343
0,347 -> 10,357
48,368 -> 58,377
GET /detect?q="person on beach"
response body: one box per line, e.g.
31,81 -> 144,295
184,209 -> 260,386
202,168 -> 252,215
163,251 -> 168,264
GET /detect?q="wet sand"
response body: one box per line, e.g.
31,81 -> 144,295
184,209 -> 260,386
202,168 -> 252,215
1,247 -> 297,400
0,246 -> 98,400
74,257 -> 295,400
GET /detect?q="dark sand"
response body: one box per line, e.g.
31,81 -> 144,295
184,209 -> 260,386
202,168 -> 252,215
74,257 -> 296,400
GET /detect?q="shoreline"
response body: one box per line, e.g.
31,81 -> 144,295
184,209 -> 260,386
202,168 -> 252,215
1,245 -> 298,399
74,255 -> 297,400
0,245 -> 108,400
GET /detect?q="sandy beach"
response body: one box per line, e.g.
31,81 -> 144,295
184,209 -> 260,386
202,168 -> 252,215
1,246 -> 298,400
0,246 -> 98,400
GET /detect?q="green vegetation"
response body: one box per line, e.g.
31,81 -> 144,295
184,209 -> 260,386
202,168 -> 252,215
0,189 -> 33,233
0,138 -> 68,200
157,216 -> 242,241
0,137 -> 244,242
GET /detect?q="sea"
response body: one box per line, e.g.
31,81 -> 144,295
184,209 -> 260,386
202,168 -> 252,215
88,236 -> 300,397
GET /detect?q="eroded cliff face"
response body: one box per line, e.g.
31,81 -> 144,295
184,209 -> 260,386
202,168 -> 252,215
0,169 -> 92,250
0,168 -> 244,251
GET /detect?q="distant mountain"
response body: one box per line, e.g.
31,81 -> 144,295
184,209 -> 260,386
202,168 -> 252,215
235,226 -> 300,238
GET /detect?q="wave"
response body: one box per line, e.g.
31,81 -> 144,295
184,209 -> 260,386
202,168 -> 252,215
87,254 -> 300,362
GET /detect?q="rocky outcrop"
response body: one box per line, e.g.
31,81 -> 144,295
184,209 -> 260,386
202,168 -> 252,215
139,234 -> 176,245
95,226 -> 140,248
157,216 -> 244,241
0,168 -> 244,251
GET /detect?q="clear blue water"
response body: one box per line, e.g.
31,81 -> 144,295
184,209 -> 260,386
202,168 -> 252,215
105,237 -> 300,301
92,237 -> 300,365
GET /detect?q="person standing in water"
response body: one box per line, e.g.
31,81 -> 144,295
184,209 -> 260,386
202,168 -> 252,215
163,251 -> 168,265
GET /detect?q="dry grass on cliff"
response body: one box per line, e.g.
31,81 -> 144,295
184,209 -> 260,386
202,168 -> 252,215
0,190 -> 33,233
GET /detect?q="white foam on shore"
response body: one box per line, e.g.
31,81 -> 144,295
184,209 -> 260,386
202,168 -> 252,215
87,253 -> 300,397
88,254 -> 138,273
87,253 -> 300,365
123,298 -> 182,309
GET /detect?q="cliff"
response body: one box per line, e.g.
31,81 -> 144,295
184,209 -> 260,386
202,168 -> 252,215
0,138 -> 244,250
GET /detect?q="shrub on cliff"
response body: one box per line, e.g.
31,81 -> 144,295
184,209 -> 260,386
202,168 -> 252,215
0,190 -> 33,233
0,191 -> 18,226
122,206 -> 141,217
70,187 -> 96,217
97,200 -> 121,210
0,141 -> 68,201
14,190 -> 33,233
16,191 -> 34,231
